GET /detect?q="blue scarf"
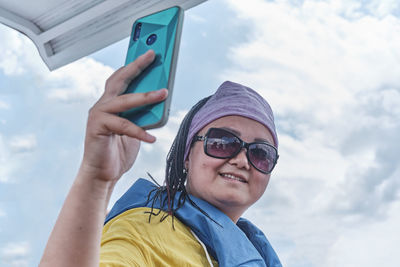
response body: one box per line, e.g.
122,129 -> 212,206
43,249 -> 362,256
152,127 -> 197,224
105,178 -> 282,267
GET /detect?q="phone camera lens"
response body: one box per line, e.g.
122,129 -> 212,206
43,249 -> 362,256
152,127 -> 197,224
133,23 -> 142,41
146,34 -> 157,45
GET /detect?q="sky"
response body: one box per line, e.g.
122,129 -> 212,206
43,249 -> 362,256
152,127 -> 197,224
1,0 -> 400,266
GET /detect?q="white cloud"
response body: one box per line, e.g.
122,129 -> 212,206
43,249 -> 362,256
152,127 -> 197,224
0,135 -> 16,183
364,0 -> 400,18
0,25 -> 26,75
46,58 -> 114,102
0,24 -> 47,77
0,242 -> 30,267
0,24 -> 114,104
324,200 -> 400,267
0,100 -> 10,109
188,13 -> 207,23
9,134 -> 37,153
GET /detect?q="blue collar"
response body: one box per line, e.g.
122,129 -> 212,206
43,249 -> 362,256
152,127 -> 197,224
105,178 -> 282,267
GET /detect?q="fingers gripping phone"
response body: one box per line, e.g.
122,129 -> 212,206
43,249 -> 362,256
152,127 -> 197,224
119,6 -> 184,129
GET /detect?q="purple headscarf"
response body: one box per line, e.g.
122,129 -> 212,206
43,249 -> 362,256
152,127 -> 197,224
184,81 -> 278,160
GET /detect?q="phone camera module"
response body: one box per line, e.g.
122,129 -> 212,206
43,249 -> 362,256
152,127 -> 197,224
146,34 -> 157,45
133,23 -> 142,41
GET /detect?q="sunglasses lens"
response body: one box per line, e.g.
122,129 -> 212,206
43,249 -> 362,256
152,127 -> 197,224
206,129 -> 241,157
248,143 -> 276,173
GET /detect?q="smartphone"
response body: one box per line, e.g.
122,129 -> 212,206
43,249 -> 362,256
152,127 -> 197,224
119,6 -> 184,129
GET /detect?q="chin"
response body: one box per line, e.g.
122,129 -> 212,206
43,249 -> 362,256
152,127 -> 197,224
214,194 -> 247,207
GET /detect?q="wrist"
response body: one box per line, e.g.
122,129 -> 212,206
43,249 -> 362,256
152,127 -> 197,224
75,164 -> 117,204
78,158 -> 119,183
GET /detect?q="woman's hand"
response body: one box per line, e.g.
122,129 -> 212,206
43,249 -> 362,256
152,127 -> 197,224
80,50 -> 168,183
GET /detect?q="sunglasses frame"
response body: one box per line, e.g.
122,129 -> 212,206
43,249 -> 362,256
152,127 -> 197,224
193,127 -> 279,174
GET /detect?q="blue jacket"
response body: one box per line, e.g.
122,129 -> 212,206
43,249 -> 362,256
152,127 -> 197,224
106,178 -> 282,267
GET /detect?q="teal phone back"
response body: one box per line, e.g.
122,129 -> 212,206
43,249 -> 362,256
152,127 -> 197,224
120,6 -> 183,129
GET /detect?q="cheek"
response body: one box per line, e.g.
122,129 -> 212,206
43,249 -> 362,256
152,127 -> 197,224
201,162 -> 210,169
252,175 -> 271,195
187,159 -> 222,191
190,154 -> 221,172
190,161 -> 217,183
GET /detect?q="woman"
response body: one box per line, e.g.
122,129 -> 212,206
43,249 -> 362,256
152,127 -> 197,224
39,50 -> 282,267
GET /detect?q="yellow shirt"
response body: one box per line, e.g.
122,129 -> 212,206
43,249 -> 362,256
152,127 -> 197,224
100,207 -> 218,267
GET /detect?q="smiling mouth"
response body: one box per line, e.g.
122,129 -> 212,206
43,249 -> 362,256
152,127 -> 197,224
220,173 -> 247,183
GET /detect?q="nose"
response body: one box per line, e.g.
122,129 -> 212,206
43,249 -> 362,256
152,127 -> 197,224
228,148 -> 250,170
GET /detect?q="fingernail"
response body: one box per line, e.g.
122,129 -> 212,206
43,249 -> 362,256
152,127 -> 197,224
150,89 -> 167,96
146,50 -> 155,57
145,133 -> 156,143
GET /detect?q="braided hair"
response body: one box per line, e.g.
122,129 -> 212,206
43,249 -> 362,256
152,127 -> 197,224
146,95 -> 219,226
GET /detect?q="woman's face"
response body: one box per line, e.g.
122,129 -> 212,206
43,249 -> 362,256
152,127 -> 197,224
185,115 -> 275,222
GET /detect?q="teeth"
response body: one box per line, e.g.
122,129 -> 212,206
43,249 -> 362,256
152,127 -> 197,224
221,173 -> 245,183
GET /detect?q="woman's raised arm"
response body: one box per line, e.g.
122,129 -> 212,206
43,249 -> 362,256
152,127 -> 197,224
39,50 -> 168,267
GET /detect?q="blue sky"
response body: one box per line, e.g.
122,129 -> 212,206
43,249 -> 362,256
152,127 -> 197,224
1,0 -> 400,266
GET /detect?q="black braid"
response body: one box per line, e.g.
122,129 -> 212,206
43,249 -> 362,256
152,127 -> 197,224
145,95 -> 221,227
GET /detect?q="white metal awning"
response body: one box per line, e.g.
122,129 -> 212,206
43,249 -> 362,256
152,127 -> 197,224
0,0 -> 206,70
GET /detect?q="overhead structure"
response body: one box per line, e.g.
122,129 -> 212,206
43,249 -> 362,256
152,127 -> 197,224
0,0 -> 206,70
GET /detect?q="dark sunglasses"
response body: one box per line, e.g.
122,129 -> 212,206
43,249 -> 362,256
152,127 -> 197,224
193,128 -> 279,174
